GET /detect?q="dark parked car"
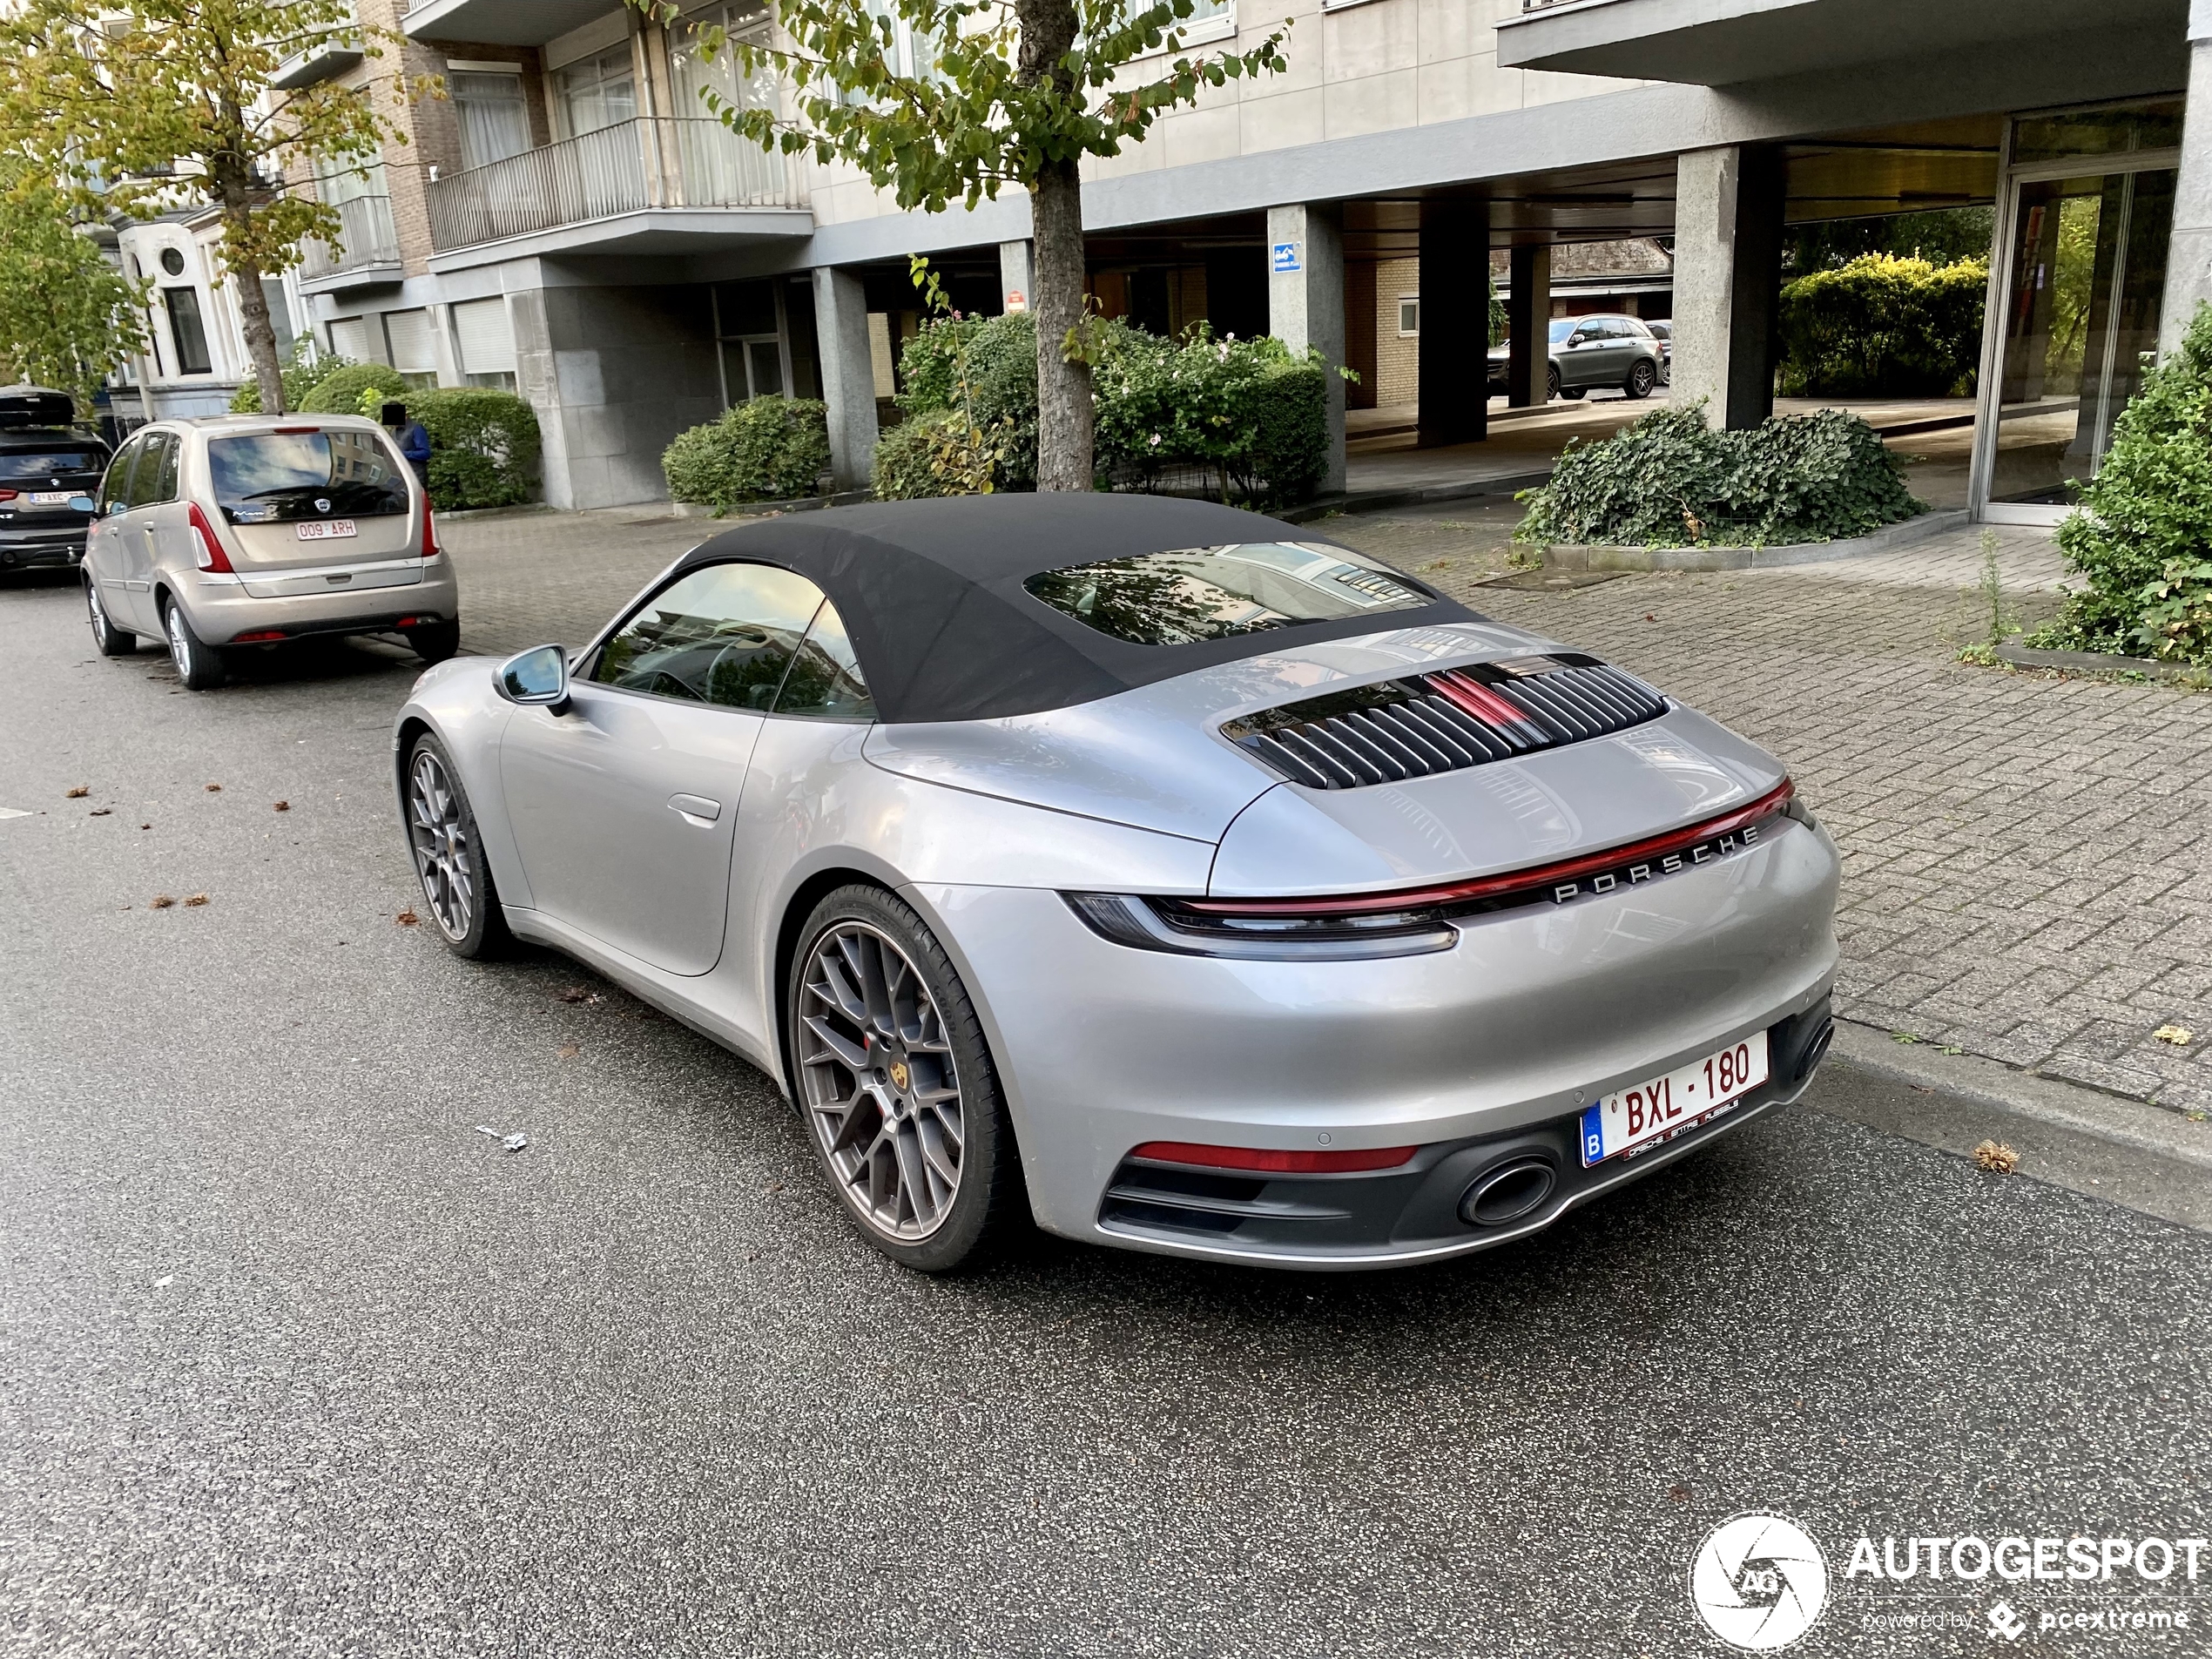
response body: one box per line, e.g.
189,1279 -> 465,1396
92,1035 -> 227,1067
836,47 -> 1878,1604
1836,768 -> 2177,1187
0,387 -> 108,576
1487,315 -> 1666,402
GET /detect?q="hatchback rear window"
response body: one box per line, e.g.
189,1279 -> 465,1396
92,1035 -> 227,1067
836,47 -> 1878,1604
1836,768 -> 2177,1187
0,450 -> 101,481
206,430 -> 410,524
1023,543 -> 1433,646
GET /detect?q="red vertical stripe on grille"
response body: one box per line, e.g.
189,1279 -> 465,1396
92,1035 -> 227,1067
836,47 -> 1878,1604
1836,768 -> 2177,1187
1429,670 -> 1535,730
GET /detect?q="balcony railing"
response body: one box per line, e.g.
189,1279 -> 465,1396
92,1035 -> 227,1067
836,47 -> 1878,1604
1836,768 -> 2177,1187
298,192 -> 401,283
427,118 -> 803,253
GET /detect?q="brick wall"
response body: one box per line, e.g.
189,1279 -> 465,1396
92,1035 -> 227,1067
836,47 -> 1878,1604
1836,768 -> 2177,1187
1373,257 -> 1420,408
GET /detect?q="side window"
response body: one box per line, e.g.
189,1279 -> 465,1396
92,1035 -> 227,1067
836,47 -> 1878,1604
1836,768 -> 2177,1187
152,433 -> 182,503
772,599 -> 874,720
591,561 -> 828,710
127,433 -> 175,509
98,438 -> 143,515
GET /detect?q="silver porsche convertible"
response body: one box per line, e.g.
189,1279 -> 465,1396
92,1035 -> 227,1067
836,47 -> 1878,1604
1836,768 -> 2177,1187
394,496 -> 1839,1273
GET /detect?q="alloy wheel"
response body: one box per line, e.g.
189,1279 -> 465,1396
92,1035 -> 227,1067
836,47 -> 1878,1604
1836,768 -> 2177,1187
87,583 -> 110,644
165,604 -> 192,677
797,921 -> 965,1241
407,748 -> 475,941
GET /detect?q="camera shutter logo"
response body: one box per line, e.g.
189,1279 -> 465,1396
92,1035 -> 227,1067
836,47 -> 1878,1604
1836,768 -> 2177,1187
1689,1513 -> 1829,1650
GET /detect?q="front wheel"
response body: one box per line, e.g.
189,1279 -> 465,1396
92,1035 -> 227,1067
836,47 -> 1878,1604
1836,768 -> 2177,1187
86,578 -> 135,657
1546,364 -> 1561,401
163,597 -> 227,690
789,885 -> 1026,1273
405,733 -> 512,959
1624,358 -> 1659,400
407,620 -> 462,664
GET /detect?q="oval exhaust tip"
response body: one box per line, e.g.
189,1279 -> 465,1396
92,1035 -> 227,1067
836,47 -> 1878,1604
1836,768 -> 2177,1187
1459,1157 -> 1557,1228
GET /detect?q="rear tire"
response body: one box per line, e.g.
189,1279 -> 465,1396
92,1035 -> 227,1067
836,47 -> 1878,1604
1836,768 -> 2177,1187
1624,358 -> 1658,400
407,620 -> 462,664
788,885 -> 1026,1273
1546,364 -> 1561,401
405,732 -> 513,960
162,597 -> 227,690
86,578 -> 134,656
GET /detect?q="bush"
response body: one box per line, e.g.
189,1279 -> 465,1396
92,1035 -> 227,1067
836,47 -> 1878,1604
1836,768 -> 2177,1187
2028,304 -> 2212,663
1515,403 -> 1923,548
230,342 -> 354,413
893,312 -> 1039,491
1776,253 -> 1989,398
663,396 -> 831,510
412,388 -> 541,510
298,362 -> 410,415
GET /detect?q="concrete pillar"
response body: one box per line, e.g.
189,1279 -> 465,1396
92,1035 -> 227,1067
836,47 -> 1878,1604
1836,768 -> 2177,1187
1671,145 -> 1785,429
2160,3 -> 2212,358
813,266 -> 879,493
999,239 -> 1034,314
1418,201 -> 1488,448
1267,203 -> 1346,496
1507,244 -> 1552,407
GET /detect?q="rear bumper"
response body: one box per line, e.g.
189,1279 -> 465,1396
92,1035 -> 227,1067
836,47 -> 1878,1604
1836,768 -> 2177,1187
909,813 -> 1841,1269
172,563 -> 461,644
0,523 -> 88,567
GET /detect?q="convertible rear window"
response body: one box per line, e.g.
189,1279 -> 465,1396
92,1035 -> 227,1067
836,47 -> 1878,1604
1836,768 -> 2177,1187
206,430 -> 410,525
0,450 -> 101,480
1023,543 -> 1432,647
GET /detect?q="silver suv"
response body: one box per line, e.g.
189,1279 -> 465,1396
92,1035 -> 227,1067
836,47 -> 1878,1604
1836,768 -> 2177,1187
1487,314 -> 1666,402
83,415 -> 462,690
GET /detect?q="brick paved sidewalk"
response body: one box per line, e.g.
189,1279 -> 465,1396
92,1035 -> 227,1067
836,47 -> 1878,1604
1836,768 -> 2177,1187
442,503 -> 2212,1116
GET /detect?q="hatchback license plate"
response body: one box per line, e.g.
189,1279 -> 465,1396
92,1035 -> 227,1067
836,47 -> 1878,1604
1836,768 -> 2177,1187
296,518 -> 357,541
1579,1031 -> 1770,1167
24,490 -> 73,505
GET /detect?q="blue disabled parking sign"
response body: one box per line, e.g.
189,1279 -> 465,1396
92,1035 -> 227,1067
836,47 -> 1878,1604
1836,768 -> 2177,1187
1271,240 -> 1302,274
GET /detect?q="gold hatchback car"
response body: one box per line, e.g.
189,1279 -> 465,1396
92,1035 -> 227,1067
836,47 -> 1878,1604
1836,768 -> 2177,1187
82,414 -> 462,689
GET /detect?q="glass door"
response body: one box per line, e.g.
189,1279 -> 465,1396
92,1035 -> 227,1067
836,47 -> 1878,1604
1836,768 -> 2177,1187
1973,101 -> 2184,523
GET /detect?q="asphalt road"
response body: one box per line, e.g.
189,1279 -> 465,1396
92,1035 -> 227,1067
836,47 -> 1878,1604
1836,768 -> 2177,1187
3,568 -> 2208,1659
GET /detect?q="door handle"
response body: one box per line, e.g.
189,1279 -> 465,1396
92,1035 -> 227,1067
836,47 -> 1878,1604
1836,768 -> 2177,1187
668,792 -> 722,826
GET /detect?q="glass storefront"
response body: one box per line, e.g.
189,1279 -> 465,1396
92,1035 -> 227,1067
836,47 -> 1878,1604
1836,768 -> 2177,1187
1974,99 -> 2185,521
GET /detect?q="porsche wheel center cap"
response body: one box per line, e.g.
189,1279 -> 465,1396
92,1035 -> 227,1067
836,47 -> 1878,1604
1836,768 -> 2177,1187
888,1060 -> 911,1093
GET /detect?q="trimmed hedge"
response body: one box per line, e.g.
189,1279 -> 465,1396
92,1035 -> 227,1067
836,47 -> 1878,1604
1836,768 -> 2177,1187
880,314 -> 1332,507
1776,253 -> 1988,398
663,396 -> 832,509
2029,302 -> 2212,664
230,342 -> 355,414
412,388 -> 540,510
1515,404 -> 1923,549
298,362 -> 410,415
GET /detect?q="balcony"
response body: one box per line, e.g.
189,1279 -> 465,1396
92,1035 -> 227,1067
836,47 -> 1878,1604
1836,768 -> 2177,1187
404,0 -> 615,45
1495,0 -> 2183,85
297,192 -> 402,291
425,118 -> 810,264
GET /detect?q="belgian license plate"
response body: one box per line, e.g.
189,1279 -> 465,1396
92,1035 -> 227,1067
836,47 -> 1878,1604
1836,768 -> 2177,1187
296,518 -> 357,541
1579,1031 -> 1770,1167
25,490 -> 73,505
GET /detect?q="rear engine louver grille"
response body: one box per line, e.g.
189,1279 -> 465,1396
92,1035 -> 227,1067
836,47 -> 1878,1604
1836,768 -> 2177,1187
1223,654 -> 1668,790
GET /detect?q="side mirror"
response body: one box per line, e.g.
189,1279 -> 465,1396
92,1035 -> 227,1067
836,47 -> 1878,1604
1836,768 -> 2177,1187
496,644 -> 570,713
70,496 -> 96,514
106,501 -> 128,517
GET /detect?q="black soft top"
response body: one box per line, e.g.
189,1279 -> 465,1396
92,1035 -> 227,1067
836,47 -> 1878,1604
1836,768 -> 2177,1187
670,494 -> 1475,724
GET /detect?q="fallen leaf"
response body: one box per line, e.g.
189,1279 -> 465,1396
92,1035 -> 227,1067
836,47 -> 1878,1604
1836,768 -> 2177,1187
205,783 -> 221,792
2155,1024 -> 2193,1047
149,895 -> 175,909
273,800 -> 290,813
1643,612 -> 1656,622
139,824 -> 151,830
1973,1139 -> 2019,1174
183,894 -> 209,907
89,808 -> 111,817
556,985 -> 600,1005
64,786 -> 88,799
1891,1031 -> 1921,1045
556,1043 -> 580,1060
1668,1483 -> 1691,1504
395,908 -> 420,927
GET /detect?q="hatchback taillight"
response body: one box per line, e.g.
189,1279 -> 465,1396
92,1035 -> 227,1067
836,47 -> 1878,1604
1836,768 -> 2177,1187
0,489 -> 16,502
421,503 -> 442,561
187,502 -> 234,573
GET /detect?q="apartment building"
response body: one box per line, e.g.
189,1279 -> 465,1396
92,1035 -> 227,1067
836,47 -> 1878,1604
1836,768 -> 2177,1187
284,0 -> 2202,526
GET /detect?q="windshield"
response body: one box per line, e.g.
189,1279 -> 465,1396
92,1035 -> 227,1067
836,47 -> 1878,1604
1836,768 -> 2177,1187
206,430 -> 411,525
0,450 -> 101,481
1024,543 -> 1433,646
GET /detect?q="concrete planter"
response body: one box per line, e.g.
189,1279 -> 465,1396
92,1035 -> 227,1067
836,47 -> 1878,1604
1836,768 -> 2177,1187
1994,642 -> 2209,684
1541,508 -> 1967,572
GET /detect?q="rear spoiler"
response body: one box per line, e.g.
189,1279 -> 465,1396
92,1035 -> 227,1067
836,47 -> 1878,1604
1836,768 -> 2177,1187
0,388 -> 77,429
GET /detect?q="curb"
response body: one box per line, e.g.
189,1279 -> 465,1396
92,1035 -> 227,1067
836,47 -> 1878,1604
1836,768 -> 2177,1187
1541,508 -> 1969,572
1278,471 -> 1554,525
1812,1019 -> 2212,1231
1994,642 -> 2208,683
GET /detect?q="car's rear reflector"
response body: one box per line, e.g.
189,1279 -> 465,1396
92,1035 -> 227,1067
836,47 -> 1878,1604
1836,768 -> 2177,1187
232,630 -> 285,643
1129,1141 -> 1419,1174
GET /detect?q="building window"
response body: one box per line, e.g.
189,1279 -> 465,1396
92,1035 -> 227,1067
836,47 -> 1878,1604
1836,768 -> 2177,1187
455,297 -> 517,391
327,316 -> 372,362
384,309 -> 440,389
556,45 -> 637,138
164,287 -> 213,375
452,68 -> 532,171
713,280 -> 786,407
1398,296 -> 1420,337
260,278 -> 297,360
158,246 -> 186,277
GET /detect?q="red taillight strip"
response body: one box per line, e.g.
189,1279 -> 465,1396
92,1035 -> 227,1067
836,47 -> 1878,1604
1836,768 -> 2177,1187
1185,779 -> 1797,919
1129,1141 -> 1418,1174
1428,669 -> 1541,732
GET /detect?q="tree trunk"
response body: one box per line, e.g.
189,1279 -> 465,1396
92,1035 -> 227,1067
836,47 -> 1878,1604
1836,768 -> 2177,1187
1014,0 -> 1092,491
225,212 -> 287,416
1028,160 -> 1093,491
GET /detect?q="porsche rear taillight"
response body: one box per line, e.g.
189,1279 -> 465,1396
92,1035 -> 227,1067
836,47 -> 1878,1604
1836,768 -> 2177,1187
187,502 -> 233,573
1128,1142 -> 1418,1174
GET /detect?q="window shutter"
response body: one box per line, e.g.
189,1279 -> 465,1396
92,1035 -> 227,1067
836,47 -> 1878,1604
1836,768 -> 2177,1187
327,316 -> 371,361
384,308 -> 437,374
455,298 -> 516,375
